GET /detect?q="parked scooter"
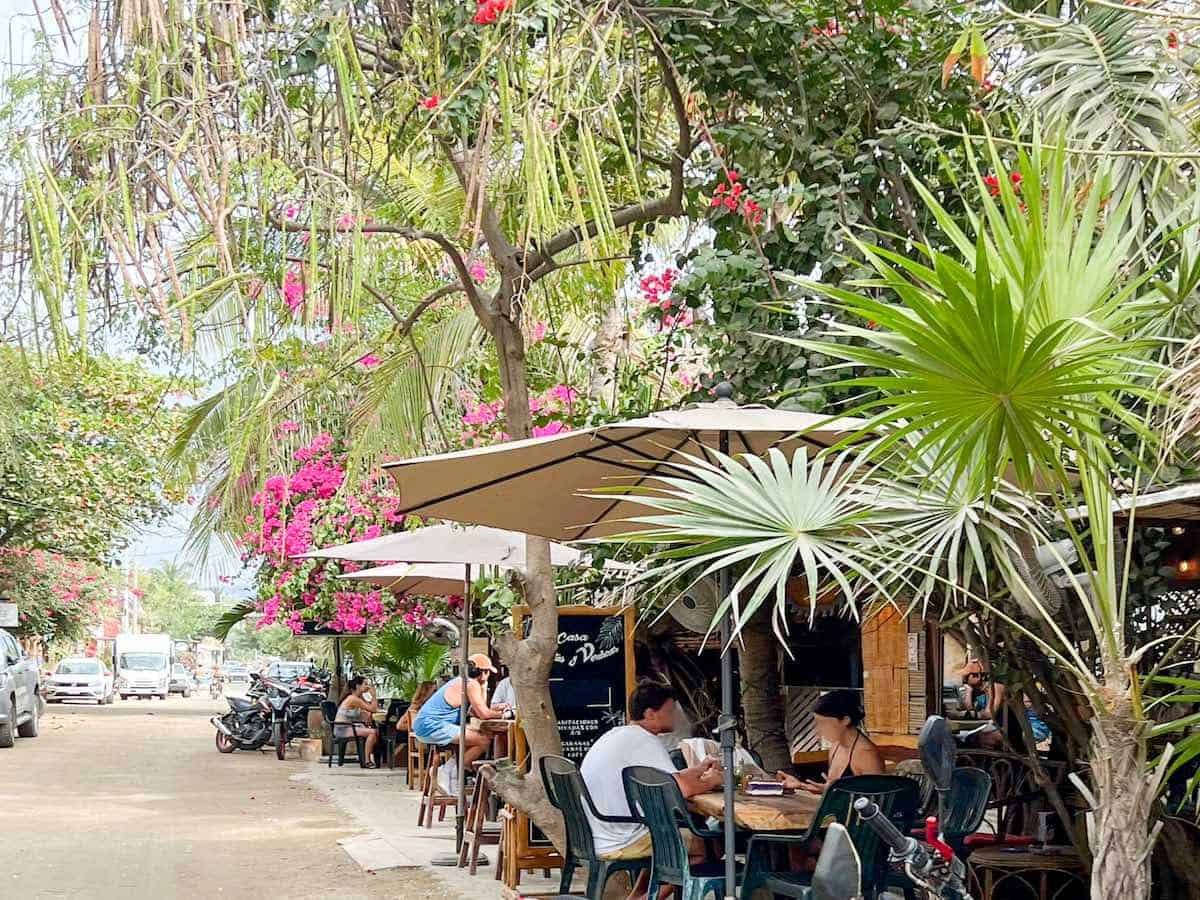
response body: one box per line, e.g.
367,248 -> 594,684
210,691 -> 273,753
855,716 -> 973,900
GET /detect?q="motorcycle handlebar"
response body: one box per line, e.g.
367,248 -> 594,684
853,797 -> 915,856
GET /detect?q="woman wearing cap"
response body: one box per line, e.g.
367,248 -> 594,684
411,653 -> 506,767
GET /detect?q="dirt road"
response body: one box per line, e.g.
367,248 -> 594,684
0,695 -> 458,899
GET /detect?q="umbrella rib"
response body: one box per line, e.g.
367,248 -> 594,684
573,431 -> 698,540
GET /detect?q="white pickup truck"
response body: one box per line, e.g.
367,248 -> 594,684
0,628 -> 40,747
114,633 -> 173,700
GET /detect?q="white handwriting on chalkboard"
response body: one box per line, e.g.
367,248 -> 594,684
569,641 -> 618,667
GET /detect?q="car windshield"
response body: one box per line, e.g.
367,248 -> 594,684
57,660 -> 101,675
120,653 -> 167,671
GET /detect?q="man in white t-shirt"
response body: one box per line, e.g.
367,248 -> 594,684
579,682 -> 723,896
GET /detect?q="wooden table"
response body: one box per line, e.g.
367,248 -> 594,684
688,790 -> 821,832
968,845 -> 1087,900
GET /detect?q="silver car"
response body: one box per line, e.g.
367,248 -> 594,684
0,628 -> 40,747
44,657 -> 114,705
169,663 -> 195,697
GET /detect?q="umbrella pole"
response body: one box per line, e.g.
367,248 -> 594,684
718,430 -> 737,900
456,563 -> 471,855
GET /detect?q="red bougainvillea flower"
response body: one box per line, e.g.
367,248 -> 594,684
980,79 -> 995,94
1168,31 -> 1179,49
1009,171 -> 1022,188
421,95 -> 440,110
357,353 -> 382,368
473,0 -> 509,25
742,199 -> 764,226
983,174 -> 1001,196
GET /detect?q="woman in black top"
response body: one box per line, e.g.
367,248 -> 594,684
778,690 -> 884,794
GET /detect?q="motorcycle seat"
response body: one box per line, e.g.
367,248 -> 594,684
227,695 -> 255,711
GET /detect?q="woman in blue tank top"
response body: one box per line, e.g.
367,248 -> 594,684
411,653 -> 510,767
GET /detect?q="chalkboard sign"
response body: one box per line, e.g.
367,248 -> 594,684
513,605 -> 635,848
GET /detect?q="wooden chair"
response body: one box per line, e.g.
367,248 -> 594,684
406,732 -> 425,789
458,761 -> 502,874
416,741 -> 458,828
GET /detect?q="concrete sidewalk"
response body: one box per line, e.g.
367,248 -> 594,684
299,763 -> 562,898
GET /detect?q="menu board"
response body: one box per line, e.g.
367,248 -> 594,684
513,605 -> 635,848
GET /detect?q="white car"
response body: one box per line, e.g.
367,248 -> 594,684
44,657 -> 114,705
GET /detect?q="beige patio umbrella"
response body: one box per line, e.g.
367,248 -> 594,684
299,523 -> 582,859
381,399 -> 867,541
382,389 -> 867,895
338,562 -> 480,596
298,523 -> 584,566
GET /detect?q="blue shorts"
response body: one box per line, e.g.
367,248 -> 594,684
414,719 -> 461,746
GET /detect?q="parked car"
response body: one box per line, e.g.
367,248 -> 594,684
44,657 -> 114,705
169,663 -> 195,698
263,660 -> 313,682
0,629 -> 40,747
221,663 -> 250,685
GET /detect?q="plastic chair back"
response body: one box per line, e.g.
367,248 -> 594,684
622,765 -> 692,886
538,755 -> 600,866
321,700 -> 338,726
944,767 -> 991,844
823,774 -> 921,893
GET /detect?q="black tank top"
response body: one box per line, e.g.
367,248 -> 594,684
831,730 -> 861,780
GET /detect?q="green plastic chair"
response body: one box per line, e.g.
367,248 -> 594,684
622,765 -> 735,900
741,774 -> 921,900
889,766 -> 991,899
538,755 -> 649,899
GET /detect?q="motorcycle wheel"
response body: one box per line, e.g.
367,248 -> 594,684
275,721 -> 287,760
215,730 -> 236,754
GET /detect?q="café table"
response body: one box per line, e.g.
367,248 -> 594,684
968,845 -> 1087,900
687,789 -> 821,832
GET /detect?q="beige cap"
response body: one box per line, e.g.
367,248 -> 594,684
468,653 -> 497,673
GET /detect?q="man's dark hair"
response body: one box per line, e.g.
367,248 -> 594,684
630,681 -> 675,720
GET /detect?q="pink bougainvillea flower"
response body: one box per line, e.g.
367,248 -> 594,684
532,421 -> 568,438
547,384 -> 578,405
336,213 -> 357,230
283,203 -> 300,220
1168,31 -> 1179,49
421,95 -> 441,110
277,419 -> 300,435
282,267 -> 305,311
529,320 -> 547,343
468,260 -> 488,283
357,353 -> 383,368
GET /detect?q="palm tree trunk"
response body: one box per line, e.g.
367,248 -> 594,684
739,609 -> 791,771
1086,685 -> 1156,899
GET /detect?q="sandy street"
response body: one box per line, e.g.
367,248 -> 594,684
0,695 -> 459,899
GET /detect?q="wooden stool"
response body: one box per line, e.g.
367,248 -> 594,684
406,732 -> 425,790
459,763 -> 501,874
417,742 -> 458,829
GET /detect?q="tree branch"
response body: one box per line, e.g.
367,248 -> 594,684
528,21 -> 692,275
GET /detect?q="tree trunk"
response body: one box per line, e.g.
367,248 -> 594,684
1086,685 -> 1156,900
587,298 -> 629,410
485,309 -> 567,852
739,609 -> 791,771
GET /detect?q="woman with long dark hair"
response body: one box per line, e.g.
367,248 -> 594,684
336,676 -> 380,768
777,689 -> 884,793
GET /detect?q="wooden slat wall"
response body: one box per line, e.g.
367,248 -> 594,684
786,687 -> 822,756
862,607 -> 908,735
907,614 -> 927,734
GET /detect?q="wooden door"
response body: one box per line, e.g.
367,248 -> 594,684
861,606 -> 909,735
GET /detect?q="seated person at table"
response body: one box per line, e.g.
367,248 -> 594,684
335,676 -> 381,768
490,668 -> 516,713
580,682 -> 724,900
392,680 -> 437,765
678,736 -> 766,777
411,653 -> 506,767
776,690 -> 883,794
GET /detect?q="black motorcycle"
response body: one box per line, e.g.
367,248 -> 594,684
260,676 -> 326,761
211,691 -> 273,753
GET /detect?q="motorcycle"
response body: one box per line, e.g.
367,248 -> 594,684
208,675 -> 223,699
211,690 -> 273,753
855,716 -> 974,900
259,676 -> 327,761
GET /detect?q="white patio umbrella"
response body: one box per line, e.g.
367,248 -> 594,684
338,562 -> 480,596
300,523 -> 583,858
382,388 -> 867,897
